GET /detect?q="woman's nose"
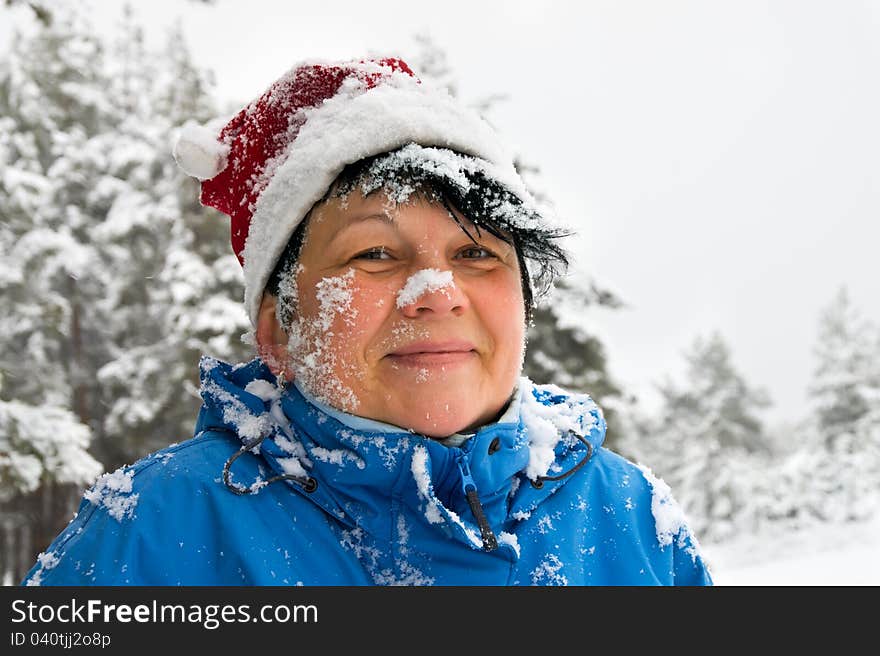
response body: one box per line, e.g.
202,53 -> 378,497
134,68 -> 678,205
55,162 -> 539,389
397,269 -> 469,318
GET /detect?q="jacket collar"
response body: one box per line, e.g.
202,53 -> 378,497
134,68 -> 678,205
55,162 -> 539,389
195,356 -> 606,541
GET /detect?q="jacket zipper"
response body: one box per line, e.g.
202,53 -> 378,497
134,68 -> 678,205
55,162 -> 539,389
456,451 -> 498,552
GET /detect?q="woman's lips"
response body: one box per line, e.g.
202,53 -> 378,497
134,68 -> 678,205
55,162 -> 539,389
387,341 -> 477,367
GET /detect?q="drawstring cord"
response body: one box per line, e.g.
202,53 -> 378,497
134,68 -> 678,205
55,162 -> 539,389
455,451 -> 498,551
454,430 -> 593,550
222,432 -> 318,495
529,432 -> 594,489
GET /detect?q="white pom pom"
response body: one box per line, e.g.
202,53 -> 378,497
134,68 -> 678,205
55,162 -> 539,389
172,120 -> 230,181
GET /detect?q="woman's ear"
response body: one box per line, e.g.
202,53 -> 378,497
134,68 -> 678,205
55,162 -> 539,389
256,293 -> 290,377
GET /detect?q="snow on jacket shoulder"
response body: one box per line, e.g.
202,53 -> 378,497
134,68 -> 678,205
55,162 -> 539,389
22,357 -> 713,586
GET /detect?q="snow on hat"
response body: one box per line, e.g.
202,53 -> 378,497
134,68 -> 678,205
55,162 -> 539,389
173,56 -> 536,327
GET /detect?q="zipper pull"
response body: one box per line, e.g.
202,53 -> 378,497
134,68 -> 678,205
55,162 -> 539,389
456,452 -> 498,552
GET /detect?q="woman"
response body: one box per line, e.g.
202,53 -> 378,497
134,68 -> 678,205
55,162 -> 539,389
22,57 -> 713,585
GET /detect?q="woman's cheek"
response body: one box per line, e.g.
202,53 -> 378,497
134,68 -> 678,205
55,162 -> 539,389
327,304 -> 368,379
321,278 -> 392,382
333,282 -> 393,365
288,269 -> 365,411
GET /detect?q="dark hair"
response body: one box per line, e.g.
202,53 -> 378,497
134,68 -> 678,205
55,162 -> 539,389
265,145 -> 571,324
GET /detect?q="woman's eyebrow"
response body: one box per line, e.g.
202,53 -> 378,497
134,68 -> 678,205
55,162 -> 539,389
326,212 -> 396,245
336,212 -> 395,232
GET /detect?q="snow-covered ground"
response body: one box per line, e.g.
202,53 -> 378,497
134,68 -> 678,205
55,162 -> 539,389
701,515 -> 880,585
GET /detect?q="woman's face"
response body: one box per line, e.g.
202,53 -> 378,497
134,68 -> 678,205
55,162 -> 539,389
260,190 -> 526,438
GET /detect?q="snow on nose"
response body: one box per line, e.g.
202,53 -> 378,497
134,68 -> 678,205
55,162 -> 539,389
396,269 -> 455,308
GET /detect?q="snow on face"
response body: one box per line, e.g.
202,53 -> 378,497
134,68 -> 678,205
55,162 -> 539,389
269,187 -> 525,437
283,268 -> 361,411
395,268 -> 454,309
315,269 -> 358,331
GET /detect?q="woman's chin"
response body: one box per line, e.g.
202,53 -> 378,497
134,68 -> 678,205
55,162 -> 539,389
358,368 -> 516,437
383,400 -> 480,438
415,422 -> 474,440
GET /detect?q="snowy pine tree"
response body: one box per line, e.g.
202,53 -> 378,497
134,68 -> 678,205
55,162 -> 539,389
0,372 -> 102,502
0,3 -> 249,581
0,6 -> 116,579
808,287 -> 879,443
92,10 -> 249,468
0,6 -> 111,484
801,287 -> 880,522
633,331 -> 772,542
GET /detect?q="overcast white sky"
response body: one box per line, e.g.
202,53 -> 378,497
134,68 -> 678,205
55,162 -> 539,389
6,0 -> 880,427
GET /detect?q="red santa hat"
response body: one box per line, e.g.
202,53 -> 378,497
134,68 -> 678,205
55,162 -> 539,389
172,57 -> 535,327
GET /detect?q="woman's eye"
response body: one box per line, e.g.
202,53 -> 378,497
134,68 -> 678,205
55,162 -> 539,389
458,246 -> 495,259
354,248 -> 391,260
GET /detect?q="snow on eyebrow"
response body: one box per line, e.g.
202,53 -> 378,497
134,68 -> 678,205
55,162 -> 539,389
83,467 -> 139,522
396,268 -> 454,308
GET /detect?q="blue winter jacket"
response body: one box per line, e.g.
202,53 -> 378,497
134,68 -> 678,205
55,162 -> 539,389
22,357 -> 713,586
